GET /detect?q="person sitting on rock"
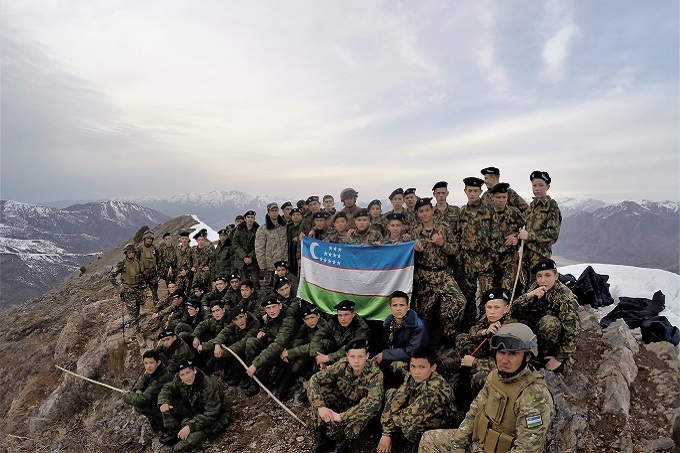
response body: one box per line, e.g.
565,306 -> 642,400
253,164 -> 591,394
173,298 -> 205,344
311,300 -> 371,368
123,350 -> 173,433
191,300 -> 231,374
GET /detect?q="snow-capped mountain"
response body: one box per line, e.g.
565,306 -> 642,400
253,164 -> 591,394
554,196 -> 608,218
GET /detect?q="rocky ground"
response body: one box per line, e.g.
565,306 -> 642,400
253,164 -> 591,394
1,219 -> 679,452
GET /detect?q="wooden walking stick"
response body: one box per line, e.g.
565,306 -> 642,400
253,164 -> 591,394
55,365 -> 127,394
510,239 -> 525,303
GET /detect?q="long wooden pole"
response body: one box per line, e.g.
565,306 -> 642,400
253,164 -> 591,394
510,240 -> 525,304
55,365 -> 127,394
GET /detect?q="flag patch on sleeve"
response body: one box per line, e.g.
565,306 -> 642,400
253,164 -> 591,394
526,415 -> 543,428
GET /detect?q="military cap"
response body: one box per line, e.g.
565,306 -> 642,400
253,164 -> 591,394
143,230 -> 154,239
162,232 -> 171,238
306,195 -> 320,204
291,207 -> 301,215
280,201 -> 293,209
482,287 -> 510,305
531,258 -> 557,275
267,202 -> 278,211
193,228 -> 208,239
530,170 -> 552,184
334,211 -> 348,221
228,306 -> 246,320
261,294 -> 282,307
192,283 -> 206,291
404,188 -> 417,196
340,187 -> 358,200
235,214 -> 245,221
489,182 -> 510,194
158,329 -> 175,339
353,208 -> 370,218
345,337 -> 369,351
312,210 -> 330,219
186,298 -> 202,309
301,305 -> 319,318
389,188 -> 404,200
274,277 -> 290,290
171,292 -> 186,300
179,231 -> 190,237
274,260 -> 289,269
209,300 -> 224,309
414,197 -> 433,210
177,360 -> 196,371
214,275 -> 228,283
217,228 -> 229,235
334,300 -> 356,311
367,199 -> 382,210
229,272 -> 241,281
244,210 -> 256,217
431,181 -> 448,191
463,177 -> 484,188
123,243 -> 138,253
385,212 -> 406,223
296,199 -> 306,209
481,166 -> 500,176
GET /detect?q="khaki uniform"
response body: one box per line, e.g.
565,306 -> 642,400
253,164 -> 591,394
521,196 -> 562,284
138,243 -> 159,302
110,258 -> 144,327
255,215 -> 289,292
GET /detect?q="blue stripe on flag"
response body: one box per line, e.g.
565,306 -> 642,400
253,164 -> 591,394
301,237 -> 414,270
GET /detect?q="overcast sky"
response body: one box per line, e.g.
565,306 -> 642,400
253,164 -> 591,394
1,1 -> 678,205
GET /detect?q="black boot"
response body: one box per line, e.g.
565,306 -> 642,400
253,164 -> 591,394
244,377 -> 260,397
309,427 -> 333,453
332,438 -> 351,453
159,432 -> 179,446
274,372 -> 295,400
226,367 -> 245,386
297,390 -> 309,405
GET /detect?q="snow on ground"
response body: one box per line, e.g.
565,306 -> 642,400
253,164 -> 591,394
560,263 -> 680,332
188,215 -> 219,245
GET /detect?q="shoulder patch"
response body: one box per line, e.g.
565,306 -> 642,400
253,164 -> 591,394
526,414 -> 543,428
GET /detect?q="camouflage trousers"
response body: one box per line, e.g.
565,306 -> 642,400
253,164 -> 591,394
536,315 -> 563,359
174,322 -> 195,344
289,340 -> 334,377
121,284 -> 144,327
193,268 -> 212,292
414,269 -> 467,350
456,252 -> 494,326
162,406 -> 210,451
418,428 -> 471,452
311,388 -> 378,440
175,272 -> 193,296
132,403 -> 164,432
492,251 -> 518,295
236,267 -> 261,289
382,388 -> 450,443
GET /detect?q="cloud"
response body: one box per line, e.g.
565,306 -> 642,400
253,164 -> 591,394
540,0 -> 580,81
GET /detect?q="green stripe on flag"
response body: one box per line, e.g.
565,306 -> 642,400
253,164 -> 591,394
299,282 -> 393,321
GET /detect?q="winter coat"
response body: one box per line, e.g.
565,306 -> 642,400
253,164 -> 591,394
255,214 -> 289,272
380,309 -> 429,363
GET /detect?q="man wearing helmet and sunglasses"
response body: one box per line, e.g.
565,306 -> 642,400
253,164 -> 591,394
419,323 -> 554,453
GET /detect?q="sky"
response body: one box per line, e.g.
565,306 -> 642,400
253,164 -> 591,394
1,1 -> 678,205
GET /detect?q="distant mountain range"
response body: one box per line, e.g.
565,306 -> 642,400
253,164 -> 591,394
0,200 -> 170,309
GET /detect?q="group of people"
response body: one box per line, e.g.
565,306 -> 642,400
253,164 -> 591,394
111,166 -> 581,452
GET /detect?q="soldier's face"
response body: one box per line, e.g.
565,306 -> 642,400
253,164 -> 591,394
187,305 -> 200,317
303,313 -> 320,329
337,310 -> 355,327
180,237 -> 189,246
245,215 -> 255,227
211,305 -> 225,321
535,270 -> 558,290
389,297 -> 409,321
126,251 -> 136,259
464,186 -> 482,203
179,367 -> 197,385
492,193 -> 508,210
485,300 -> 509,323
276,283 -> 291,298
283,206 -> 292,217
264,303 -> 282,318
172,297 -> 183,306
369,205 -> 382,219
342,196 -> 357,208
346,348 -> 369,374
275,267 -> 288,277
233,312 -> 248,329
484,174 -> 499,188
292,212 -> 303,223
433,188 -> 449,203
323,198 -> 334,210
144,237 -> 153,245
387,220 -> 404,237
308,201 -> 321,213
495,350 -> 528,374
268,207 -> 279,221
240,286 -> 254,299
143,357 -> 161,375
160,336 -> 175,348
390,194 -> 404,210
215,280 -> 227,290
163,236 -> 172,246
404,194 -> 417,208
168,283 -> 178,293
532,179 -> 549,199
230,279 -> 241,290
410,357 -> 436,383
196,236 -> 205,246
417,205 -> 433,223
314,218 -> 327,229
354,216 -> 370,231
219,232 -> 228,243
334,218 -> 348,233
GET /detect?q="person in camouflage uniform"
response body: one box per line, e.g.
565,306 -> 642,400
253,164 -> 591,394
274,261 -> 298,295
287,207 -> 304,272
382,212 -> 408,244
110,244 -> 145,336
123,350 -> 173,432
419,323 -> 554,453
431,181 -> 460,233
310,210 -> 331,242
158,361 -> 231,451
350,208 -> 384,244
312,300 -> 371,367
273,276 -> 305,321
280,305 -> 332,384
175,231 -> 193,295
383,188 -> 412,234
191,300 -> 231,373
255,202 -> 289,294
508,259 -> 581,372
480,166 -> 530,216
488,183 -> 526,291
220,306 -> 262,387
322,194 -> 336,215
213,228 -> 233,279
174,298 -> 206,344
237,279 -> 265,319
403,187 -> 420,229
241,296 -> 297,396
337,187 -> 360,230
156,233 -> 177,287
300,196 -> 323,238
154,329 -> 195,375
152,281 -> 179,318
191,229 -> 215,291
222,272 -> 243,310
368,199 -> 387,237
412,198 -> 467,349
307,338 -> 384,453
155,292 -> 187,332
232,210 -> 261,287
138,230 -> 160,304
377,346 -> 454,453
457,177 -> 495,322
518,171 -> 562,287
324,212 -> 354,244
200,276 -> 230,308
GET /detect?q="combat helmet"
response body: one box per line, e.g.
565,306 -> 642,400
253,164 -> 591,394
489,323 -> 538,356
142,230 -> 155,240
340,187 -> 358,200
123,243 -> 138,254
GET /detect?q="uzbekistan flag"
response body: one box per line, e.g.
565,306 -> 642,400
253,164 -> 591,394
297,236 -> 415,321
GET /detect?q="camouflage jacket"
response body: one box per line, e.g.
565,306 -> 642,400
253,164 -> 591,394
491,206 -> 525,255
137,243 -> 158,273
192,244 -> 215,271
175,308 -> 205,332
239,293 -> 265,320
287,317 -> 328,360
231,222 -> 260,270
433,203 -> 460,234
200,287 -> 229,307
110,258 -> 142,286
123,362 -> 173,408
153,337 -> 195,374
300,211 -> 315,238
456,203 -> 493,254
222,287 -> 242,310
308,357 -> 384,419
213,240 -> 233,278
163,303 -> 187,328
156,242 -> 177,275
217,312 -> 261,348
481,187 -> 530,216
287,221 -> 304,264
176,244 -> 193,272
449,368 -> 554,452
350,228 -> 383,245
310,314 -> 371,364
524,196 -> 562,256
192,315 -> 230,344
370,217 -> 387,237
509,280 -> 581,361
251,307 -> 297,369
255,215 -> 289,271
324,231 -> 355,244
412,222 -> 457,269
157,369 -> 231,435
382,209 -> 412,232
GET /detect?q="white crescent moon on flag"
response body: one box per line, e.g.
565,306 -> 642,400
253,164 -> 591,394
310,242 -> 320,260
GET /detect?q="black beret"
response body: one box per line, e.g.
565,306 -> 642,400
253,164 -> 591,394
530,170 -> 551,184
158,329 -> 175,339
274,260 -> 289,269
177,360 -> 195,371
244,210 -> 256,217
463,177 -> 484,188
334,300 -> 356,311
290,207 -> 301,215
389,188 -> 404,200
191,283 -> 206,291
345,337 -> 369,351
280,201 -> 293,209
229,272 -> 241,280
404,188 -> 417,196
217,228 -> 229,235
367,199 -> 382,210
489,182 -> 510,194
214,275 -> 228,283
171,292 -> 186,300
334,211 -> 348,221
481,166 -> 500,176
186,298 -> 202,309
179,231 -> 190,237
353,208 -> 370,218
209,300 -> 224,309
261,294 -> 281,307
301,305 -> 319,317
296,199 -> 306,208
313,211 -> 330,219
414,197 -> 433,210
431,181 -> 448,191
531,258 -> 557,275
228,306 -> 246,320
274,277 -> 290,290
306,195 -> 320,204
162,232 -> 172,238
193,230 -> 207,239
385,212 -> 406,222
481,287 -> 510,305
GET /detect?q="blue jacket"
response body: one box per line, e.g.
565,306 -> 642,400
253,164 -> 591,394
380,309 -> 429,362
